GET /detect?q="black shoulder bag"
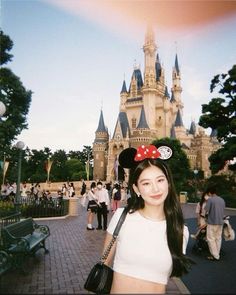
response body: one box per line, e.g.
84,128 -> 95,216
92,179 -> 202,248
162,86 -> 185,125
84,207 -> 128,294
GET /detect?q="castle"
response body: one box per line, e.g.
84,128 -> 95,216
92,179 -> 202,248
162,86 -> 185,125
92,27 -> 220,182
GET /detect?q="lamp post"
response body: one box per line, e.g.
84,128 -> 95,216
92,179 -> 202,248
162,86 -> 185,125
15,141 -> 25,212
86,147 -> 90,181
193,169 -> 199,201
0,102 -> 6,188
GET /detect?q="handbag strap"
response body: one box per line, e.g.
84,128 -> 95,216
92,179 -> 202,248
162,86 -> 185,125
100,207 -> 128,263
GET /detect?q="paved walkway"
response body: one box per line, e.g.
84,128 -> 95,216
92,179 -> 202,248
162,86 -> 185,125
1,202 -> 234,294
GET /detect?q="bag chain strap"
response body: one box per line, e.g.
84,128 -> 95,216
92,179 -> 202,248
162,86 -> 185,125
100,236 -> 116,263
99,207 -> 128,264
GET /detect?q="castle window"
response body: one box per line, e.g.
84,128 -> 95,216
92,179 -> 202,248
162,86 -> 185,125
96,154 -> 99,159
132,118 -> 136,128
101,161 -> 104,168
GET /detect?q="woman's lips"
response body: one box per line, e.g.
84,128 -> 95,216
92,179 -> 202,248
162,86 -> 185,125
150,194 -> 162,199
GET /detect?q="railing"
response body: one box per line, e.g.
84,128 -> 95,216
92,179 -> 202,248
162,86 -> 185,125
0,196 -> 69,219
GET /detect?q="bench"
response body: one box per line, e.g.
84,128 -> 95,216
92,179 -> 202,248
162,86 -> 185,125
1,212 -> 21,228
1,217 -> 50,270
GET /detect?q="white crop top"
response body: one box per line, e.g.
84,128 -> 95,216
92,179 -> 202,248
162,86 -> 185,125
107,208 -> 189,285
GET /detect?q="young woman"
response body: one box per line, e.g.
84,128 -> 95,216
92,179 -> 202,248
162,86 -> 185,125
103,145 -> 192,294
111,183 -> 121,212
86,182 -> 98,230
191,191 -> 209,239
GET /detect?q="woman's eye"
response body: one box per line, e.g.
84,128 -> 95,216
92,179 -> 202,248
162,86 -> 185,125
158,178 -> 165,182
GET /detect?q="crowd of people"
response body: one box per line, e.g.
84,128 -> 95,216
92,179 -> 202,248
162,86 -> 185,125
0,182 -> 57,204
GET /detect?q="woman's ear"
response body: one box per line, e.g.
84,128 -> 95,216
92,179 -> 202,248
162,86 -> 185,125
132,184 -> 140,196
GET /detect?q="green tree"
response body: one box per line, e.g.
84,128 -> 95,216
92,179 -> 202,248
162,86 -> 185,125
0,30 -> 32,154
25,148 -> 51,183
152,138 -> 192,194
65,159 -> 85,181
199,65 -> 236,173
51,149 -> 68,181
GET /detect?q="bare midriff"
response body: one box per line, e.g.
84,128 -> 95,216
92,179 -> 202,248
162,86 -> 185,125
110,271 -> 166,294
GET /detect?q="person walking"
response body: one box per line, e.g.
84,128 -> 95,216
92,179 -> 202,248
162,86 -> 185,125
102,144 -> 192,294
95,181 -> 110,231
205,185 -> 225,261
111,183 -> 121,212
80,179 -> 87,197
61,183 -> 68,197
191,191 -> 210,239
69,182 -> 75,197
86,182 -> 98,230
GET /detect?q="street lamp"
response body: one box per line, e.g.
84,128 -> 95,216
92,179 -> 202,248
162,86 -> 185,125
86,147 -> 90,181
193,169 -> 199,201
15,141 -> 25,212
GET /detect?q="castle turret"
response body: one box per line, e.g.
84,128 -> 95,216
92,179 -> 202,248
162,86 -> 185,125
130,106 -> 152,149
143,26 -> 157,88
171,54 -> 183,109
189,120 -> 197,135
120,80 -> 128,111
93,110 -> 109,180
174,108 -> 186,139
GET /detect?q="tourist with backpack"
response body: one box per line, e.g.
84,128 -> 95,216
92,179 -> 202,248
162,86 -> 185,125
112,183 -> 121,212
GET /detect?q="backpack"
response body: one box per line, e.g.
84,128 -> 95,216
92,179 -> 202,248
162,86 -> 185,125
114,189 -> 121,201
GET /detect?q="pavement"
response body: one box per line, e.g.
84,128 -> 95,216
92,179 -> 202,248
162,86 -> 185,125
0,202 -> 236,294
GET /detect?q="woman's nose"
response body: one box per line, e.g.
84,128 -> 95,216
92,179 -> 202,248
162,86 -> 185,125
152,182 -> 160,192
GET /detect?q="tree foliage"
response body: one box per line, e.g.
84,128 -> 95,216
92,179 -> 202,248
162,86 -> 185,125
1,145 -> 93,184
0,30 -> 32,154
152,137 -> 192,193
0,30 -> 13,65
199,65 -> 236,173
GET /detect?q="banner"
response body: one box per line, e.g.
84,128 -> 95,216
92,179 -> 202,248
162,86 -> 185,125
45,159 -> 53,182
2,161 -> 9,185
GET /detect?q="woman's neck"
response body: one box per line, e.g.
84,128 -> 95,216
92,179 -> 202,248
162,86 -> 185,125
139,205 -> 165,221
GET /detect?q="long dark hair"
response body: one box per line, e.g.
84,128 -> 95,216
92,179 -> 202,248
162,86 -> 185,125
127,158 -> 192,277
199,191 -> 208,215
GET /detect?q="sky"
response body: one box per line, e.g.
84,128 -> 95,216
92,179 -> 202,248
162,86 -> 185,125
1,0 -> 236,152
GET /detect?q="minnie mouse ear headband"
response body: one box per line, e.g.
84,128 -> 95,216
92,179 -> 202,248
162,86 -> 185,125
118,144 -> 173,169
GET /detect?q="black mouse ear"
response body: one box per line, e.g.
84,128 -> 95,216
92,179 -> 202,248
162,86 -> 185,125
118,148 -> 137,169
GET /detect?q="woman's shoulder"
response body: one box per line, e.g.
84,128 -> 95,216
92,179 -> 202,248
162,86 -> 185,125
112,207 -> 125,218
107,208 -> 126,234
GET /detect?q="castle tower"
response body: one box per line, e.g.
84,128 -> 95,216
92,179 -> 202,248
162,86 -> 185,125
93,110 -> 109,180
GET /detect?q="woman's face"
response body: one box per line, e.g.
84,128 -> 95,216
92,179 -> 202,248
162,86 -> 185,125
133,164 -> 169,207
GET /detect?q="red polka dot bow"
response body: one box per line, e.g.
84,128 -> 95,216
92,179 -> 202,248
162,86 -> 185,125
134,145 -> 161,162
